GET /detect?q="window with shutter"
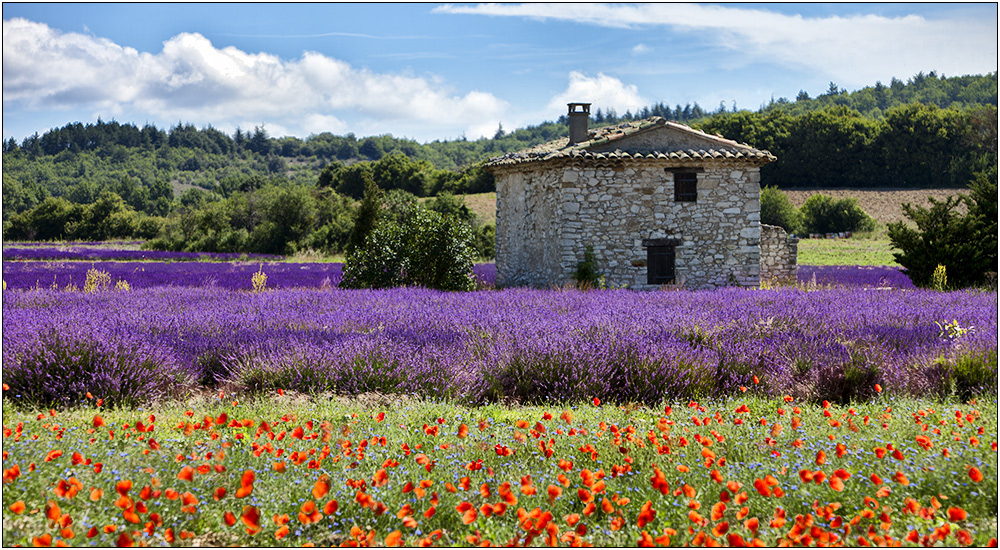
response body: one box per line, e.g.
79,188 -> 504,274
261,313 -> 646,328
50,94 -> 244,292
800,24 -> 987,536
674,172 -> 697,202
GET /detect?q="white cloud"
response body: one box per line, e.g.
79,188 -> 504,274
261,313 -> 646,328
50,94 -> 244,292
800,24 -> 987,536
2,18 -> 509,139
547,72 -> 647,116
435,3 -> 998,87
631,43 -> 651,56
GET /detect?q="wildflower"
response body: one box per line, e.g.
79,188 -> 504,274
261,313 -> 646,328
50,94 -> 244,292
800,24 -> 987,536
968,467 -> 983,483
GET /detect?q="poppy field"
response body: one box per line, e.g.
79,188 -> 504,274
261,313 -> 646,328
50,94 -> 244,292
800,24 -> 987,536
2,391 -> 997,547
2,254 -> 997,546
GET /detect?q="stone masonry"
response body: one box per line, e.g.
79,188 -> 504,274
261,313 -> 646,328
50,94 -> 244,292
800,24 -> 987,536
760,224 -> 799,284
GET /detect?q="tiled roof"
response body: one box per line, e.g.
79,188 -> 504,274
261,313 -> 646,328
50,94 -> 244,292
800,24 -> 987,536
485,117 -> 775,168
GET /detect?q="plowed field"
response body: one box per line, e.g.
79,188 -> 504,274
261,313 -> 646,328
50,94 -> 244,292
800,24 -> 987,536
782,188 -> 966,224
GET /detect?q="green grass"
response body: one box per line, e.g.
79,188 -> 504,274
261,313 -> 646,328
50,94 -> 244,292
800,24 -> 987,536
3,393 -> 996,547
798,236 -> 900,266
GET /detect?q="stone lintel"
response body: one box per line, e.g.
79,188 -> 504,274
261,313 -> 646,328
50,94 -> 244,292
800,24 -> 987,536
641,238 -> 682,248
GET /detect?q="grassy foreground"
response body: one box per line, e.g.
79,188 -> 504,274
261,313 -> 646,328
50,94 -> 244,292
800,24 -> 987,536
2,392 -> 996,547
797,237 -> 900,267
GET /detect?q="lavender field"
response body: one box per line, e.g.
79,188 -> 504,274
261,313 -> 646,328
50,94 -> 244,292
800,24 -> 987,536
3,260 -> 914,291
2,245 -> 282,263
3,281 -> 995,407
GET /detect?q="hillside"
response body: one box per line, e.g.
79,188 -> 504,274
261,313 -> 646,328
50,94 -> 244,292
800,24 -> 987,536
2,71 -> 996,224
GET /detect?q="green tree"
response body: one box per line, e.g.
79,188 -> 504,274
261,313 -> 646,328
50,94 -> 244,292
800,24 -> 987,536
334,163 -> 375,199
248,185 -> 318,255
6,196 -> 83,241
760,186 -> 801,234
69,191 -> 139,240
347,173 -> 383,253
341,205 -> 477,291
888,167 -> 998,288
427,192 -> 475,223
373,152 -> 432,196
307,187 -> 355,254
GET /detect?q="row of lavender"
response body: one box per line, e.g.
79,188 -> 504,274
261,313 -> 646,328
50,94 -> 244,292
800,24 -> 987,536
3,246 -> 282,262
3,285 -> 993,406
3,261 -> 913,290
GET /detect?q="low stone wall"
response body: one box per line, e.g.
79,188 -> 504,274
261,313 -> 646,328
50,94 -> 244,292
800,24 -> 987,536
760,224 -> 799,283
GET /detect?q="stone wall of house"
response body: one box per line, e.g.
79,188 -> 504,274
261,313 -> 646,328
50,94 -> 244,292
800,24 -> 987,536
495,168 -> 566,287
494,159 -> 764,289
760,224 -> 799,283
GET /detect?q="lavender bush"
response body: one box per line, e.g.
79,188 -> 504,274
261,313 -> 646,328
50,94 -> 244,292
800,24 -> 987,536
2,323 -> 193,407
2,261 -> 499,290
2,246 -> 282,262
3,285 -> 995,406
797,265 -> 914,289
3,261 -> 344,290
4,261 -> 917,292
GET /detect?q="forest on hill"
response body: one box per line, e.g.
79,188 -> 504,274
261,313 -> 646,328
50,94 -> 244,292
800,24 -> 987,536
2,72 -> 996,255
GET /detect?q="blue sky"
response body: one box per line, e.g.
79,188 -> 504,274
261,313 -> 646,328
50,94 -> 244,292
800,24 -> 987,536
3,3 -> 997,143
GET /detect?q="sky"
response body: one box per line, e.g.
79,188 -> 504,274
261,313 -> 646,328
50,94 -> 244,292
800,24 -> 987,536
3,3 -> 997,144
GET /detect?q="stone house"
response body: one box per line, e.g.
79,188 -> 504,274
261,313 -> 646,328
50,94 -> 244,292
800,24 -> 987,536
485,103 -> 798,289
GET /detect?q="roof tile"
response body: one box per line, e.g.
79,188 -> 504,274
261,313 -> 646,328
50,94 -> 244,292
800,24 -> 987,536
486,116 -> 775,168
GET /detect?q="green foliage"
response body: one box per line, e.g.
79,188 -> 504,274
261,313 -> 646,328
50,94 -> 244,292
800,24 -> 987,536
341,206 -> 477,291
931,265 -> 948,291
149,182 -> 354,256
697,101 -> 997,190
946,349 -> 996,400
800,194 -> 878,235
305,187 -> 355,254
251,265 -> 268,293
427,192 -> 474,223
427,193 -> 495,260
888,167 -> 998,288
574,245 -> 604,289
759,185 -> 802,234
5,196 -> 82,241
347,174 -> 383,254
472,223 -> 496,261
4,192 -> 156,242
83,268 -> 112,293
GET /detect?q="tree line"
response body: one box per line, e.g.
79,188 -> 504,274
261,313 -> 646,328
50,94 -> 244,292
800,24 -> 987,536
2,71 -> 996,258
695,102 -> 996,188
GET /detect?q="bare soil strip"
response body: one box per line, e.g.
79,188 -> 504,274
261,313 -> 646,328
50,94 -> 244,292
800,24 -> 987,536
782,188 -> 967,225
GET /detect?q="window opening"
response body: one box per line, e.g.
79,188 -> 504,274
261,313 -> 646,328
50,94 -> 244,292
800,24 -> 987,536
674,172 -> 697,202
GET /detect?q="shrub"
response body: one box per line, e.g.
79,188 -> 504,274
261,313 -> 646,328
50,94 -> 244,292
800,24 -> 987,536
947,349 -> 998,400
2,328 -> 191,408
888,167 -> 998,288
472,223 -> 496,261
475,334 -> 717,406
83,268 -> 112,293
340,205 -> 477,291
251,265 -> 268,292
574,245 -> 603,289
930,264 -> 948,291
800,194 -> 878,235
760,185 -> 801,234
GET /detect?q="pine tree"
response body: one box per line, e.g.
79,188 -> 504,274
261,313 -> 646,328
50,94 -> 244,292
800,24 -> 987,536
346,173 -> 383,253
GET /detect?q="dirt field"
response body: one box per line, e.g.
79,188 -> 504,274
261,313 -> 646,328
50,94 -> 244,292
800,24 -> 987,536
459,192 -> 497,225
782,188 -> 967,225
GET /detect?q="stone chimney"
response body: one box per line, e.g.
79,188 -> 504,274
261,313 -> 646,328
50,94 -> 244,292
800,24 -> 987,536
567,103 -> 591,145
